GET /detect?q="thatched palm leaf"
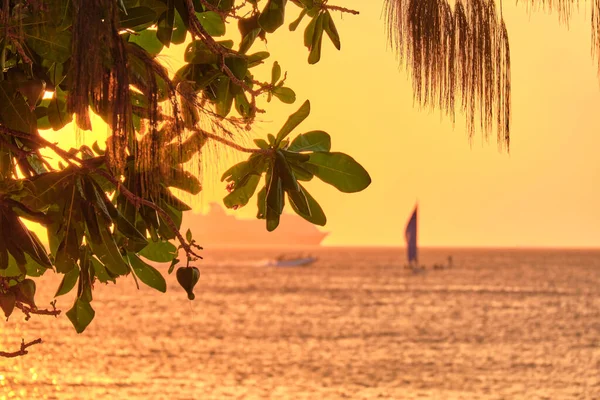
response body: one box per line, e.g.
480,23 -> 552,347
384,0 -> 600,150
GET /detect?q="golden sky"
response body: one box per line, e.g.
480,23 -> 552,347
42,1 -> 600,248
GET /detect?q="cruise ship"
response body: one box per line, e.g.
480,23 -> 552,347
180,203 -> 329,247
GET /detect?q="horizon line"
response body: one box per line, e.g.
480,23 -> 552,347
321,244 -> 600,250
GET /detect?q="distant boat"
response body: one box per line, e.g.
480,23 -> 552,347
267,255 -> 318,267
404,205 -> 453,271
180,203 -> 328,247
404,205 -> 424,273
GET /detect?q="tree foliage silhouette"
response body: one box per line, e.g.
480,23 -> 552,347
0,0 -> 370,351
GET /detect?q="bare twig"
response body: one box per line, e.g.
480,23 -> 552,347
199,130 -> 269,154
15,301 -> 61,321
0,338 -> 42,358
197,0 -> 244,19
322,4 -> 360,15
0,126 -> 79,166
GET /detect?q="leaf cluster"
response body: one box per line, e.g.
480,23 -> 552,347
0,0 -> 368,337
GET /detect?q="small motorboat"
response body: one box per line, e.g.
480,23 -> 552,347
267,255 -> 318,267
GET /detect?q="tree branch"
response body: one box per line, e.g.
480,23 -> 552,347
199,130 -> 269,154
16,301 -> 61,321
322,4 -> 360,15
0,126 -> 79,166
0,338 -> 42,358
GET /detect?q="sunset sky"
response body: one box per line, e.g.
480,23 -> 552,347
42,1 -> 600,248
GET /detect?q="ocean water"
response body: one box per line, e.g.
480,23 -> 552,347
0,248 -> 599,399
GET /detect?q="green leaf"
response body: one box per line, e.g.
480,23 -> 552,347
129,29 -> 164,55
66,298 -> 95,333
171,10 -> 187,44
186,229 -> 192,242
323,11 -> 341,50
303,14 -> 318,48
47,88 -> 72,131
308,13 -> 325,64
266,208 -> 280,231
86,212 -> 129,276
197,11 -> 226,36
225,56 -> 248,80
307,152 -> 371,193
115,213 -> 148,252
128,253 -> 167,293
89,256 -> 115,284
223,174 -> 261,209
239,27 -> 261,54
275,100 -> 310,146
254,139 -> 269,149
258,0 -> 287,33
139,240 -> 177,262
235,95 -> 252,118
282,149 -> 310,162
288,130 -> 331,152
166,169 -> 202,194
0,292 -> 15,318
0,81 -> 36,135
286,187 -> 309,216
54,227 -> 81,274
217,39 -> 234,49
221,154 -> 264,183
247,51 -> 270,66
289,162 -> 314,181
140,0 -> 168,15
289,9 -> 307,31
256,186 -> 267,219
271,61 -> 282,85
168,257 -> 179,274
184,40 -> 219,64
24,26 -> 72,63
272,87 -> 296,104
157,0 -> 175,46
214,76 -> 233,117
15,279 -> 36,308
289,183 -> 326,225
265,167 -> 283,231
275,150 -> 299,191
119,7 -> 157,30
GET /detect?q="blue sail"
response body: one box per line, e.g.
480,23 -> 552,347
405,206 -> 418,264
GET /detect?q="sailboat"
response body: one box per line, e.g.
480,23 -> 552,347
404,205 -> 425,273
404,205 -> 454,271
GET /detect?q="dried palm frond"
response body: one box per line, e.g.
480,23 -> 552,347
68,0 -> 131,171
384,0 -> 511,149
385,0 -> 600,150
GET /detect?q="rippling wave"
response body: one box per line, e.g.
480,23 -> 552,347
1,248 -> 599,399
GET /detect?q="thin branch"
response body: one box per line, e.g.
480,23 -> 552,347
197,0 -> 245,19
0,126 -> 79,166
199,130 -> 269,154
16,301 -> 61,321
0,338 -> 42,358
322,4 -> 360,15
